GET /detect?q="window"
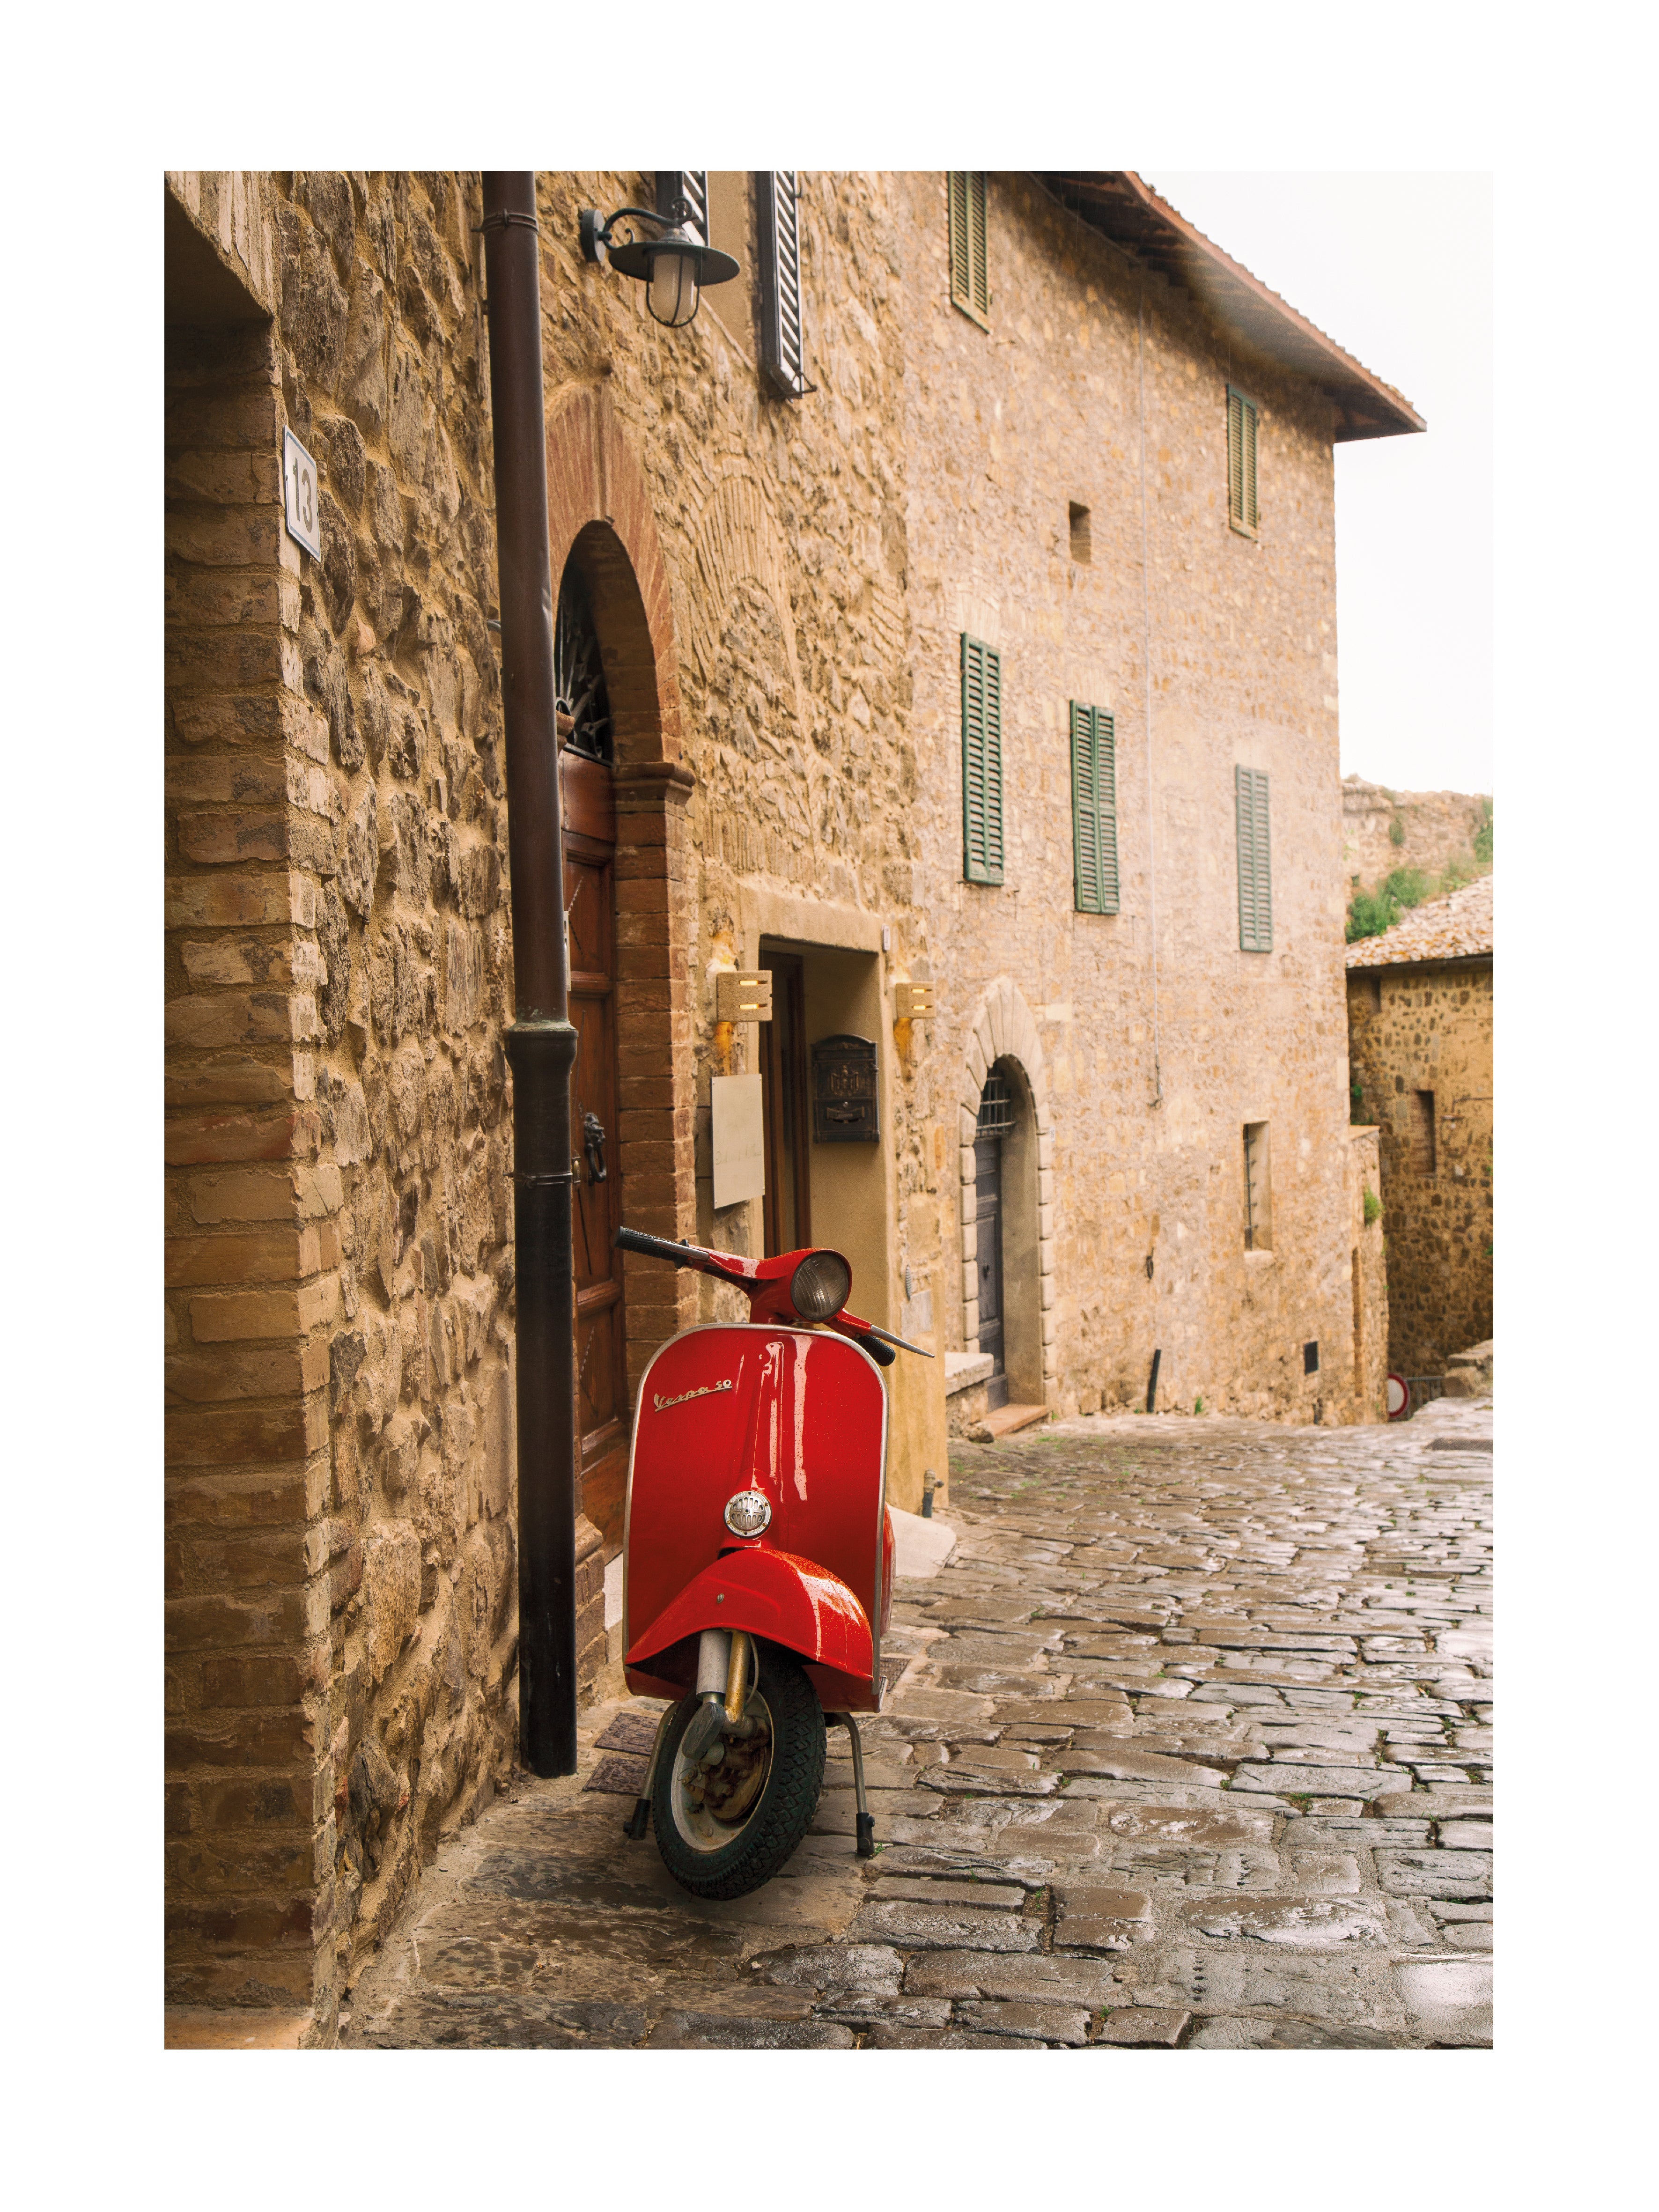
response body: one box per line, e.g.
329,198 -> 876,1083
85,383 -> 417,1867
1069,502 -> 1091,564
1069,702 -> 1119,914
1304,1341 -> 1320,1376
1235,766 -> 1272,951
756,171 -> 814,401
960,634 -> 1003,884
1410,1090 -> 1437,1175
1227,384 -> 1259,536
1243,1122 -> 1272,1251
947,172 -> 989,328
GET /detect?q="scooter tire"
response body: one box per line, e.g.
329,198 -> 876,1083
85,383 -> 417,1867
651,1641 -> 826,1900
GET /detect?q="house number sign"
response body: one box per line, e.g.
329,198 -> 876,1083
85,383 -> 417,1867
282,428 -> 322,560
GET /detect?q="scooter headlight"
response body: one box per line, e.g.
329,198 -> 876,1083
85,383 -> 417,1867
790,1249 -> 852,1321
724,1488 -> 772,1538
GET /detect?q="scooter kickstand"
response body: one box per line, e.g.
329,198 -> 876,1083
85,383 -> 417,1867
831,1712 -> 876,1857
623,1702 -> 677,1841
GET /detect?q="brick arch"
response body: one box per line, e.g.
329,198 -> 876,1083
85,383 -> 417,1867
542,383 -> 700,1430
545,381 -> 682,770
956,979 -> 1058,1409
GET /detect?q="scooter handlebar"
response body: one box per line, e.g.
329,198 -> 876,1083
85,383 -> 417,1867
613,1224 -> 904,1366
613,1224 -> 753,1290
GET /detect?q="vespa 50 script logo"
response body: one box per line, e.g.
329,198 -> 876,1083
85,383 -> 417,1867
653,1378 -> 735,1413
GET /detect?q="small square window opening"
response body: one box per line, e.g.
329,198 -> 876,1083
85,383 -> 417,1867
1069,503 -> 1091,565
1410,1090 -> 1437,1176
1243,1121 -> 1272,1252
1303,1341 -> 1320,1376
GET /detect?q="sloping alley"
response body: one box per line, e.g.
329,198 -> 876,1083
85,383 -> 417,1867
345,1397 -> 1493,2050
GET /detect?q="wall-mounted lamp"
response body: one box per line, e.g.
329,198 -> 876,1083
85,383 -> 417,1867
714,971 -> 773,1024
578,199 -> 739,329
893,982 -> 936,1021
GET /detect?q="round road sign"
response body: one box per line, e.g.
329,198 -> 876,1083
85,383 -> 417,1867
1385,1372 -> 1409,1420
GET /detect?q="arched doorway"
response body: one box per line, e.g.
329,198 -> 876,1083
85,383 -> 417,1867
555,561 -> 628,1549
972,1055 -> 1045,1411
541,390 -> 700,1593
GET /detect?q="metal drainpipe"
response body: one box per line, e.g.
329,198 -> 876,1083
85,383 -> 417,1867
480,173 -> 580,1778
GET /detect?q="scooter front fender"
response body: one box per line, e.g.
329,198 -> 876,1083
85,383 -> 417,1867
625,1547 -> 877,1712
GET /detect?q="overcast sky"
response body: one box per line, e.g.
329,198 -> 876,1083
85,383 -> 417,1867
1146,174 -> 1492,799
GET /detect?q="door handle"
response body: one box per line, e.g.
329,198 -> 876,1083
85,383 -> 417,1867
582,1110 -> 608,1184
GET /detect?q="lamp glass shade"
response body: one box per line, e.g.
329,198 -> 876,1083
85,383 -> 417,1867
648,246 -> 700,328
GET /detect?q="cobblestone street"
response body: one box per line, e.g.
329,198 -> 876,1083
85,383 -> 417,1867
346,1395 -> 1492,2050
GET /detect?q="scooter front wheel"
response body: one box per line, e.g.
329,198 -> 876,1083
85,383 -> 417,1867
652,1641 -> 826,1900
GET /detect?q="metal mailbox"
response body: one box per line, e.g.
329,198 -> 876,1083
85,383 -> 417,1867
811,1033 -> 879,1143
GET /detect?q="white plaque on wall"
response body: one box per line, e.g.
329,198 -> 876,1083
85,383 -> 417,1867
281,428 -> 322,560
711,1074 -> 766,1210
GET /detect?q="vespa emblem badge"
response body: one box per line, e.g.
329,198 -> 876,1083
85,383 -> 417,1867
653,1378 -> 735,1413
723,1488 -> 772,1538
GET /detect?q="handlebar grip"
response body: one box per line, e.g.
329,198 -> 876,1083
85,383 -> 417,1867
614,1225 -> 695,1266
862,1334 -> 897,1368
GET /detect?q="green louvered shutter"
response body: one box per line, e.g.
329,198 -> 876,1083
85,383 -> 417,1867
1227,385 -> 1258,534
1236,765 -> 1272,951
948,172 -> 989,327
962,634 -> 1003,885
1070,703 -> 1119,914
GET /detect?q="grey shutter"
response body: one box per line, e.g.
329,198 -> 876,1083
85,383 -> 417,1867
948,172 -> 989,328
1236,766 -> 1272,951
655,171 -> 708,241
1227,384 -> 1258,532
962,634 -> 1004,885
757,172 -> 814,400
1070,704 -> 1120,914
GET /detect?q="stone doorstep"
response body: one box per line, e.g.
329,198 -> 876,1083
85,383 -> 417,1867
164,2008 -> 312,2050
979,1403 -> 1051,1441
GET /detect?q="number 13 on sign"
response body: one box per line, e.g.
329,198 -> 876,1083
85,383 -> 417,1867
282,428 -> 322,559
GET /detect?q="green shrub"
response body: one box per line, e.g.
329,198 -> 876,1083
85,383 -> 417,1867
1345,888 -> 1396,941
1388,812 -> 1406,847
1474,798 -> 1493,863
1363,1186 -> 1383,1226
1381,866 -> 1430,909
1350,1074 -> 1366,1122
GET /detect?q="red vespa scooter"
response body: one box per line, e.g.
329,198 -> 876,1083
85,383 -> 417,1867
612,1224 -> 932,1899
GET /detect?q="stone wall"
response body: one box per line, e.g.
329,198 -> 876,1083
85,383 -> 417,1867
167,171 -> 526,2034
1347,1125 -> 1389,1419
166,168 -> 945,2034
529,172 -> 945,1506
1346,959 -> 1493,1375
896,172 -> 1369,1427
1342,776 -> 1491,896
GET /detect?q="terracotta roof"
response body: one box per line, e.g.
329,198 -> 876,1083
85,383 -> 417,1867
1346,874 -> 1493,969
1034,172 -> 1425,443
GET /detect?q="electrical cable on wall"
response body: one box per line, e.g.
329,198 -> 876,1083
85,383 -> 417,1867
1138,286 -> 1163,1110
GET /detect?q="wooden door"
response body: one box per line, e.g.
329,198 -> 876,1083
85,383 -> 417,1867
974,1131 -> 1008,1410
759,951 -> 811,1257
562,751 -> 628,1550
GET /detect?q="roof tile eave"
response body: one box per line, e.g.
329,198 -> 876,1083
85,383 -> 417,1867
1344,874 -> 1494,970
1039,171 -> 1424,440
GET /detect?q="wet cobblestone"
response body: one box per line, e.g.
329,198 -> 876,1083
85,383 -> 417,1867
345,1394 -> 1492,2050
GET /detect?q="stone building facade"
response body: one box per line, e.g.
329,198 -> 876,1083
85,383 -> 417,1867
164,169 -> 1419,2040
892,172 -> 1419,1432
1346,874 -> 1493,1376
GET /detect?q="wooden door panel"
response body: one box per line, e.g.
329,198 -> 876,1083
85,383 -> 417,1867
561,758 -> 627,1554
974,1132 -> 1006,1407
